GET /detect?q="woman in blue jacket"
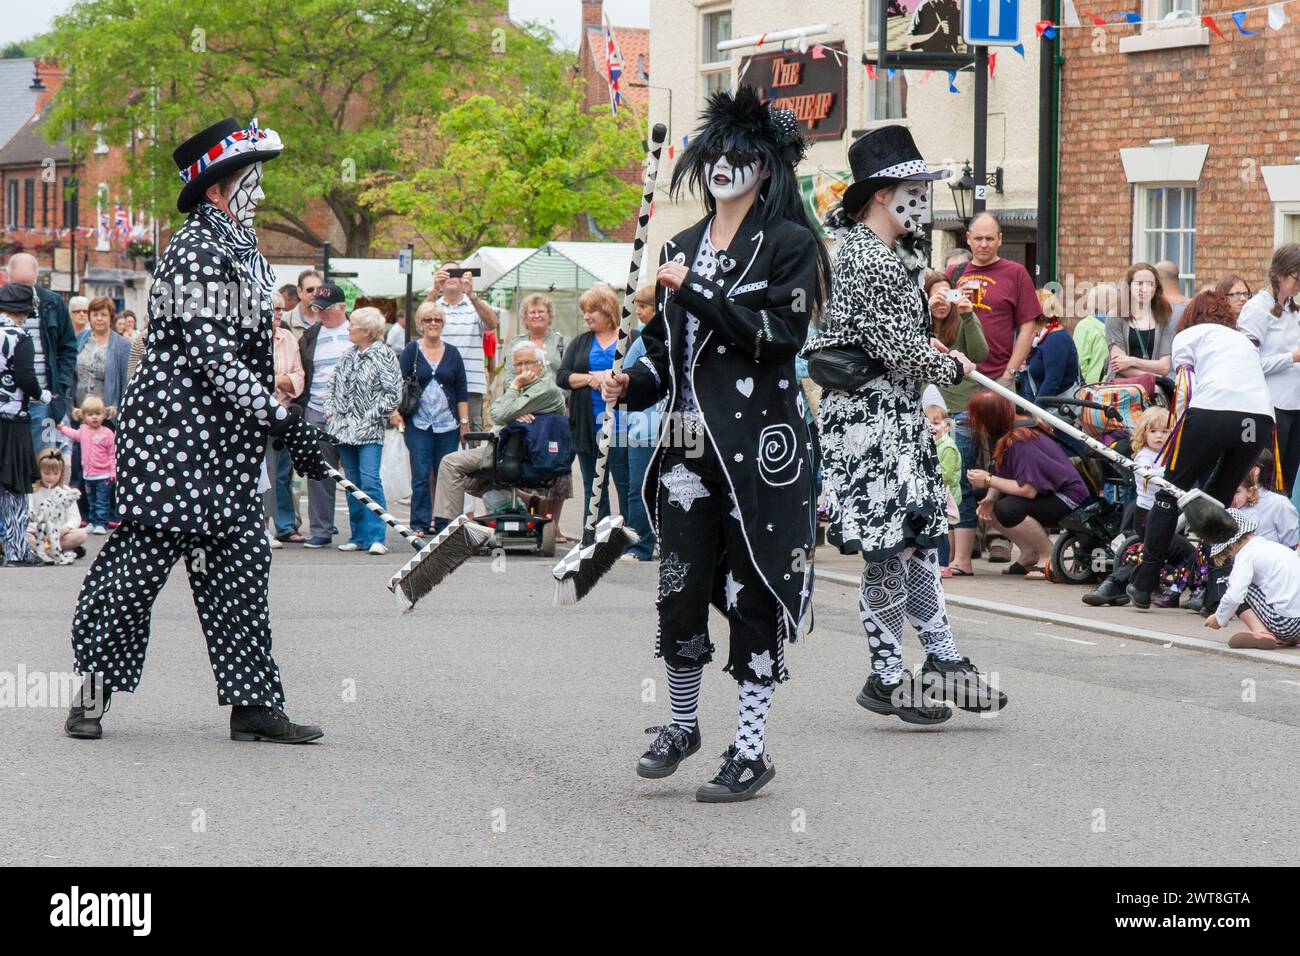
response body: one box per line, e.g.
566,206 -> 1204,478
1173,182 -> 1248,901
1019,304 -> 1079,403
393,301 -> 469,533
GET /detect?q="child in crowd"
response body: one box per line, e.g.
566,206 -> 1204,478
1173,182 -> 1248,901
1232,448 -> 1300,548
1205,509 -> 1300,649
59,395 -> 116,535
27,449 -> 87,564
924,394 -> 962,578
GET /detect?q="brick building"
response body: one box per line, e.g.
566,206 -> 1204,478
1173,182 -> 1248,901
0,59 -> 156,313
1057,2 -> 1300,301
577,0 -> 649,241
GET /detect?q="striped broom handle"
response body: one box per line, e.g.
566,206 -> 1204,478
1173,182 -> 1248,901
582,122 -> 668,534
326,466 -> 424,548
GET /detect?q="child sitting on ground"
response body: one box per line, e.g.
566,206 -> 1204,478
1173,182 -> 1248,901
26,448 -> 87,564
1232,448 -> 1300,548
59,395 -> 116,535
1205,509 -> 1300,649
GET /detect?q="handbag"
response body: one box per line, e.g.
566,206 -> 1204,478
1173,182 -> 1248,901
806,345 -> 888,392
398,360 -> 425,420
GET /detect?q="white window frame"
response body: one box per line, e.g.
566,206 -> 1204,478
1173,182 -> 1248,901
700,7 -> 733,107
1132,184 -> 1198,295
1262,163 -> 1300,246
95,183 -> 110,252
1119,2 -> 1209,54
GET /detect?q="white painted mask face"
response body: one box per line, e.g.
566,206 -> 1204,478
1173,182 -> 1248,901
226,163 -> 264,227
706,155 -> 763,202
888,182 -> 928,234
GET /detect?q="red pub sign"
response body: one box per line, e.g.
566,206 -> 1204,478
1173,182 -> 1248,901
740,41 -> 848,143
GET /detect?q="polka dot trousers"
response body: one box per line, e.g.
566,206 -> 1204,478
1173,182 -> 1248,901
71,519 -> 285,707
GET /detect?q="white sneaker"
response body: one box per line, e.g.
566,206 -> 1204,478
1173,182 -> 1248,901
269,536 -> 283,550
368,542 -> 389,556
91,526 -> 108,536
338,542 -> 361,552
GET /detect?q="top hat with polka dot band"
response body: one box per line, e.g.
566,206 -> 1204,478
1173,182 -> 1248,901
840,125 -> 950,219
173,117 -> 283,214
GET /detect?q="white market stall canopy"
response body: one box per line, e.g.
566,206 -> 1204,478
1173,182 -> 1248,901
487,241 -> 639,295
462,246 -> 536,289
269,257 -> 440,298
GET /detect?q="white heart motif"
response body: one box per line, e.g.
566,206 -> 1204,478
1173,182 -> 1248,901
736,377 -> 754,398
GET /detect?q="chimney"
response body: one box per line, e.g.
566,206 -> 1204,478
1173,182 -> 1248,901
582,0 -> 603,28
32,60 -> 65,111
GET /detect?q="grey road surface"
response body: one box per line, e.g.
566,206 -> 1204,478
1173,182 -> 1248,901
3,530 -> 1298,866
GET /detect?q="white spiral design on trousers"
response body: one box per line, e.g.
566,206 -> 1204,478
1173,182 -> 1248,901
758,423 -> 802,487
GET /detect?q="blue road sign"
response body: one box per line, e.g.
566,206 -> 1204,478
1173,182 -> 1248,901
963,0 -> 1021,46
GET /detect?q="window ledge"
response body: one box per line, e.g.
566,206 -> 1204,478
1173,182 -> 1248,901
1119,24 -> 1210,53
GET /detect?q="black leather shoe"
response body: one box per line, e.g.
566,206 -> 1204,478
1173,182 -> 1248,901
1126,583 -> 1152,610
637,724 -> 701,778
64,675 -> 111,739
920,655 -> 1008,712
1082,577 -> 1130,607
229,705 -> 323,744
857,673 -> 952,725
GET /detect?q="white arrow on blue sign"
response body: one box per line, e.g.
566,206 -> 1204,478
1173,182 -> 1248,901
962,0 -> 1021,46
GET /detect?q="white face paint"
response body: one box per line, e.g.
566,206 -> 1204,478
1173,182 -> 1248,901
888,182 -> 928,234
225,163 -> 264,227
706,156 -> 763,202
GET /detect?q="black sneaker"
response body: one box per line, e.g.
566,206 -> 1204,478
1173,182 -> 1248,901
695,745 -> 775,803
229,705 -> 323,744
1126,582 -> 1152,610
920,655 -> 1008,712
856,673 -> 952,725
64,675 -> 111,739
636,724 -> 701,778
1186,590 -> 1205,613
1082,577 -> 1130,607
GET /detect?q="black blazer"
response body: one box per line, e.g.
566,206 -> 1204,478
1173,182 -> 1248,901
556,328 -> 637,456
624,201 -> 820,633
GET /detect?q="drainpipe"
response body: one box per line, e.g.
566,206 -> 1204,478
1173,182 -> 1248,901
1035,0 -> 1060,288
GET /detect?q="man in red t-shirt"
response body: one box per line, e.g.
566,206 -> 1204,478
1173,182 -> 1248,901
945,212 -> 1041,571
946,212 -> 1041,387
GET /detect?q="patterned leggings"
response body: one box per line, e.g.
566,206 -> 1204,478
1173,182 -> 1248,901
0,487 -> 34,562
859,546 -> 961,684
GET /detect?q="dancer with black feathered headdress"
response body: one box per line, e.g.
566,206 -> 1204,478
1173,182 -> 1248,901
601,87 -> 830,802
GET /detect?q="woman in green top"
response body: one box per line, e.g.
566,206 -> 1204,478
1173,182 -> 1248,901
925,270 -> 990,574
926,271 -> 988,413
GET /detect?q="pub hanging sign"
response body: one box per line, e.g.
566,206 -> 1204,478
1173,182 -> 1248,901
740,41 -> 848,143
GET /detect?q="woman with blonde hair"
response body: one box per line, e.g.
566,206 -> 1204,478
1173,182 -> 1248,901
557,283 -> 630,525
391,300 -> 469,534
325,306 -> 403,554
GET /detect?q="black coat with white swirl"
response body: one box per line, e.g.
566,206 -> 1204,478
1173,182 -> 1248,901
625,202 -> 819,634
805,223 -> 964,560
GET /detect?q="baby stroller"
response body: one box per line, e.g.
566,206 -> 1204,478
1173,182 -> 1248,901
464,413 -> 574,557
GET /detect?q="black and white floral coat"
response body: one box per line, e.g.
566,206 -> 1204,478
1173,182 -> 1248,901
625,202 -> 820,636
805,223 -> 963,560
324,343 -> 402,446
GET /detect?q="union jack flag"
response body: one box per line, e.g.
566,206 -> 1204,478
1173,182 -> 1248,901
602,13 -> 624,116
113,203 -> 129,236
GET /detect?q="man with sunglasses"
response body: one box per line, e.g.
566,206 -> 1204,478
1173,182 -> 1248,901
284,268 -> 323,342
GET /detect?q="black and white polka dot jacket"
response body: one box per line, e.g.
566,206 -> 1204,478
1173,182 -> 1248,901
115,209 -> 280,535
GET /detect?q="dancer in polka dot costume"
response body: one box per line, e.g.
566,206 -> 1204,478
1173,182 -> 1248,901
66,118 -> 333,744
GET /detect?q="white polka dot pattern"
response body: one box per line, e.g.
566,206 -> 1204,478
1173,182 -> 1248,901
869,159 -> 929,180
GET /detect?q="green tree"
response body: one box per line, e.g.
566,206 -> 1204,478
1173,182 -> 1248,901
360,31 -> 642,256
45,0 -> 505,255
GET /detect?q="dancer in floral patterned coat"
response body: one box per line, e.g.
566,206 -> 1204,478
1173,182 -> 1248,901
806,126 -> 1008,725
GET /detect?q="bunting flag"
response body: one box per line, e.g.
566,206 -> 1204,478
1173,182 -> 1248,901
1086,11 -> 1107,25
1232,10 -> 1260,32
1119,12 -> 1142,22
1063,0 -> 1082,27
1012,42 -> 1025,56
866,63 -> 876,80
989,52 -> 997,77
1035,19 -> 1058,39
887,67 -> 897,80
811,43 -> 826,59
918,70 -> 934,85
1270,2 -> 1289,28
601,13 -> 624,116
947,70 -> 959,93
1202,14 -> 1228,38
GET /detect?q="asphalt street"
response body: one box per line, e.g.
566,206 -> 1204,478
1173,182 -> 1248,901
4,521 -> 1300,866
